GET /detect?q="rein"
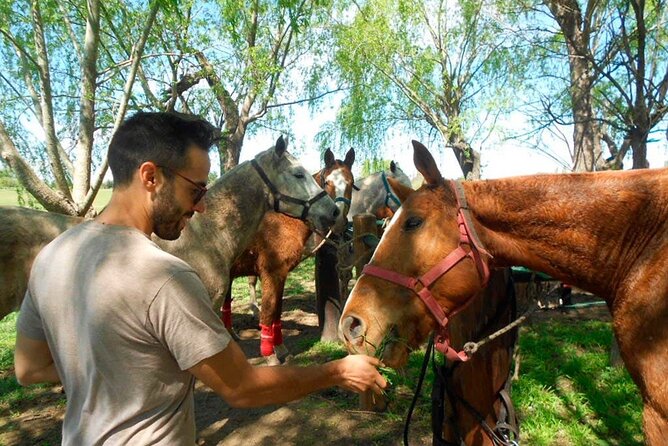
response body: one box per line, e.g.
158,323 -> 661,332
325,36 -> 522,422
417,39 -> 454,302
362,180 -> 491,362
251,158 -> 329,220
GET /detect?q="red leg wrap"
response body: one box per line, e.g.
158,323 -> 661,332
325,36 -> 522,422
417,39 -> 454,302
260,323 -> 274,357
221,299 -> 232,329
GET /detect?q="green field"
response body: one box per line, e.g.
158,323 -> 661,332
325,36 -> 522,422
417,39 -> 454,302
0,188 -> 112,212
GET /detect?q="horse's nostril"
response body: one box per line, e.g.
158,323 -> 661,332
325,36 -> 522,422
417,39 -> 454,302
332,206 -> 341,218
340,315 -> 365,347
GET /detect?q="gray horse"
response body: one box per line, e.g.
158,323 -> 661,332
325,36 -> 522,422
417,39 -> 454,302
349,161 -> 412,219
0,137 -> 337,320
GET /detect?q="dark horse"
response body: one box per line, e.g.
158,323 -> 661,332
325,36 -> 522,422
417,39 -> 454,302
226,148 -> 355,363
340,140 -> 667,444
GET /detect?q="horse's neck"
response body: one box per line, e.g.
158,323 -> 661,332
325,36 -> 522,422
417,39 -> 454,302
466,170 -> 668,300
351,172 -> 384,216
160,162 -> 269,278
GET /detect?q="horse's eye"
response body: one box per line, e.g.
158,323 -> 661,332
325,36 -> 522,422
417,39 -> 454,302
403,216 -> 423,231
293,172 -> 305,179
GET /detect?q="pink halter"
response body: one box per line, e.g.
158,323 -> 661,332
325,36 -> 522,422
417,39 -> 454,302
362,180 -> 491,362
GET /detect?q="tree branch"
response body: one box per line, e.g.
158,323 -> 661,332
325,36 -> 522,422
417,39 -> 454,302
73,0 -> 101,205
0,120 -> 76,214
31,0 -> 71,197
82,0 -> 161,215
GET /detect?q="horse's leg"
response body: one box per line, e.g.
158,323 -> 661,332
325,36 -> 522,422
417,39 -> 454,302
259,271 -> 290,364
247,275 -> 260,318
633,349 -> 668,445
612,288 -> 668,445
221,282 -> 233,330
217,280 -> 240,341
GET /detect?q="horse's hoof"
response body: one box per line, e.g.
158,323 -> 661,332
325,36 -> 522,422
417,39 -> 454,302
274,344 -> 293,363
264,354 -> 282,366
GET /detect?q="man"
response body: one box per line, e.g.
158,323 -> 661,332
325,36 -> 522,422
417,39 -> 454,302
14,112 -> 386,445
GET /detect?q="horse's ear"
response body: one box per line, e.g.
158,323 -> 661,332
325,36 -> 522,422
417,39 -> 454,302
275,135 -> 287,158
412,140 -> 443,185
387,177 -> 414,203
344,147 -> 355,168
390,160 -> 397,173
324,148 -> 335,168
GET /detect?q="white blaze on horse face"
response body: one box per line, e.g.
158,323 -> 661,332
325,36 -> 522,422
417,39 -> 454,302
326,169 -> 350,222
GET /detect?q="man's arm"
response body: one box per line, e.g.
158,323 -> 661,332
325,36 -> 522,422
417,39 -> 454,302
188,340 -> 386,408
14,333 -> 61,385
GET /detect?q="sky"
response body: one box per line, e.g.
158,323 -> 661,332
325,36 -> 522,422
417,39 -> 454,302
238,102 -> 668,182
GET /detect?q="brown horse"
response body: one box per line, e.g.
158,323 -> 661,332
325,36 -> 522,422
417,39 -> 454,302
434,268 -> 518,445
340,140 -> 668,444
227,148 -> 355,363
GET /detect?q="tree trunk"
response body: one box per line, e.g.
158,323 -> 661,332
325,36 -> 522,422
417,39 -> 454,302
73,0 -> 101,205
546,0 -> 604,172
220,128 -> 245,174
631,131 -> 649,169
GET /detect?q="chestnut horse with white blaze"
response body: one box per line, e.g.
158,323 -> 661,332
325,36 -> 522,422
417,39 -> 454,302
340,140 -> 668,445
227,148 -> 355,363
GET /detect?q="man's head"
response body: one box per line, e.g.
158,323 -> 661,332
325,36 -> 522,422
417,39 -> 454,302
108,112 -> 219,186
108,112 -> 219,240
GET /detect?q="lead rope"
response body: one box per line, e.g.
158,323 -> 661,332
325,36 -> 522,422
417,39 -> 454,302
404,334 -> 435,446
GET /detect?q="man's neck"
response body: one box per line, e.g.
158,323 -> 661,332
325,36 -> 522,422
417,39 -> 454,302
95,188 -> 153,236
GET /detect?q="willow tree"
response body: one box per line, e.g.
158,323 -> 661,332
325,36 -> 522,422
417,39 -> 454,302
152,0 -> 335,174
0,0 -> 162,215
330,0 -> 523,179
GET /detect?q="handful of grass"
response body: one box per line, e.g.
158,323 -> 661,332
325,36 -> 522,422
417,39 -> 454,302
368,330 -> 408,397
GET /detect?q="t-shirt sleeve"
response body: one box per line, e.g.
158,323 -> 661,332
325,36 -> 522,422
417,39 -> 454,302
147,271 -> 232,370
16,288 -> 47,341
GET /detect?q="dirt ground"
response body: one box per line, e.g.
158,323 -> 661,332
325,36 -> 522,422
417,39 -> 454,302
0,280 -> 611,446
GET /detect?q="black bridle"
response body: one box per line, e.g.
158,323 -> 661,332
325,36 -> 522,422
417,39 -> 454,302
251,158 -> 329,220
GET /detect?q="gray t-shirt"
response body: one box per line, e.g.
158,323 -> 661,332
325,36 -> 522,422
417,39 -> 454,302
17,221 -> 231,445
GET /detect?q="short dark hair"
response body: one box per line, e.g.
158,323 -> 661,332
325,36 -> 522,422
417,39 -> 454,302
108,112 -> 220,186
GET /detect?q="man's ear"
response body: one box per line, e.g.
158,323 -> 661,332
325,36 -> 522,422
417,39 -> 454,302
138,162 -> 160,192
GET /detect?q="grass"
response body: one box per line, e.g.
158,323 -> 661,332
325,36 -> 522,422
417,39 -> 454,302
0,259 -> 644,444
0,188 -> 112,212
0,313 -> 63,419
514,320 -> 643,445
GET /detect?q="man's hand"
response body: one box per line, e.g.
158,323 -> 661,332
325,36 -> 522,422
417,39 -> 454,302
333,354 -> 387,395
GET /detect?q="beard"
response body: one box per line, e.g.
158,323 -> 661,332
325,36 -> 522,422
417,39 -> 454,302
152,182 -> 194,240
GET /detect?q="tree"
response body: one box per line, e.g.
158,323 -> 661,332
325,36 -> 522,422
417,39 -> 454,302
329,0 -> 524,179
154,0 -> 336,174
522,0 -> 668,171
0,0 -> 161,215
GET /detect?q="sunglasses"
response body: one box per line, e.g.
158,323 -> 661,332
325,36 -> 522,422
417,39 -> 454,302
156,165 -> 208,204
